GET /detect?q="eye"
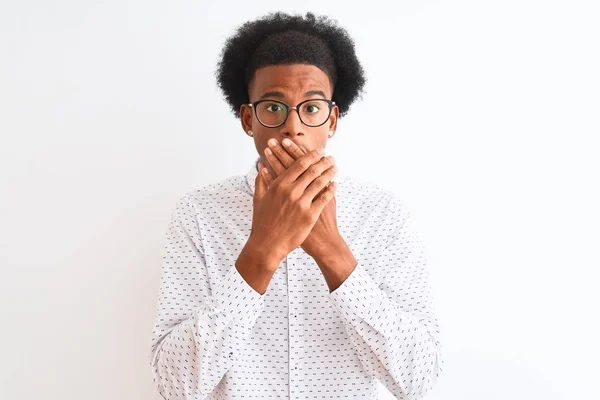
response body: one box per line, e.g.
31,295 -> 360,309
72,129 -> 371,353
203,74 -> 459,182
265,103 -> 284,112
303,103 -> 321,113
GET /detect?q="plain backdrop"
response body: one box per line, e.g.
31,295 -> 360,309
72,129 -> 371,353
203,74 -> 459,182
1,1 -> 599,399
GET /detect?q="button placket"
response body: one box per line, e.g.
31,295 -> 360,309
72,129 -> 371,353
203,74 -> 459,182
287,248 -> 304,398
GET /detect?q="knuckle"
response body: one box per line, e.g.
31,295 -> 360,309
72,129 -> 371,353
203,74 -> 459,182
288,186 -> 301,200
299,200 -> 310,213
319,176 -> 332,187
307,165 -> 320,178
298,158 -> 311,170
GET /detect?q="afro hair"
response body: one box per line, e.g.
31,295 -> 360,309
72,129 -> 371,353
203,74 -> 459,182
215,11 -> 366,118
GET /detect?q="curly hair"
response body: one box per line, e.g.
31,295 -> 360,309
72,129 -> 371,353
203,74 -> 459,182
215,11 -> 366,118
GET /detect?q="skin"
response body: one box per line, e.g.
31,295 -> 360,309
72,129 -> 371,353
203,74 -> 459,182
238,64 -> 358,292
240,63 -> 339,176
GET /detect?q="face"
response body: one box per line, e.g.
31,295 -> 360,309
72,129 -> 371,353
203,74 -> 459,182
240,64 -> 339,177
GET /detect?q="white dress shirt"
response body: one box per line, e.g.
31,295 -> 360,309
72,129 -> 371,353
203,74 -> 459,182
149,157 -> 443,399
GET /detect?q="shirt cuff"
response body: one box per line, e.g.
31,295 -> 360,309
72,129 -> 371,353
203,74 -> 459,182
328,262 -> 386,324
209,265 -> 266,326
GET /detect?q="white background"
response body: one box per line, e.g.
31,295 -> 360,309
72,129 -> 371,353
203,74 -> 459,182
1,1 -> 598,399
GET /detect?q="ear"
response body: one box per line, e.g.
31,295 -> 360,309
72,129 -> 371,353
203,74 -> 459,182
240,104 -> 253,134
328,104 -> 339,136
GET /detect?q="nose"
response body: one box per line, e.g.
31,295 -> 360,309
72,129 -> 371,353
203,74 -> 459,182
281,107 -> 304,137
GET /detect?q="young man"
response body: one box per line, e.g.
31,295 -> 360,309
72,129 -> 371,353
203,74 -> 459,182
149,11 -> 443,399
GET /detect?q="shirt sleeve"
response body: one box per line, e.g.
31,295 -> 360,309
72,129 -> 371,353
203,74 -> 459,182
328,195 -> 444,400
149,194 -> 267,400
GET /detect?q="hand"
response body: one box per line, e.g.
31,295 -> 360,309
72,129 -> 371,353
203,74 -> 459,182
250,147 -> 338,266
260,138 -> 342,258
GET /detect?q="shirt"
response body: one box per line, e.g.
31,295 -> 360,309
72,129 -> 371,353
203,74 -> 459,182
149,156 -> 444,399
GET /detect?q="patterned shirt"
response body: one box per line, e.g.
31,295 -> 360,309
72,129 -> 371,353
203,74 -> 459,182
149,156 -> 443,399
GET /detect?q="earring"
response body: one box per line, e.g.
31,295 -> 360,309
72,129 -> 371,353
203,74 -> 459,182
328,130 -> 334,137
247,130 -> 254,137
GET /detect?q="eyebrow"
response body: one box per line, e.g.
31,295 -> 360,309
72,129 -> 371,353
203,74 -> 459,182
258,90 -> 328,100
304,90 -> 327,98
259,91 -> 285,99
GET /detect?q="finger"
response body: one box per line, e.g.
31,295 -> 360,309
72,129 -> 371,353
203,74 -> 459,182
283,147 -> 326,183
310,181 -> 337,213
312,184 -> 333,203
281,138 -> 306,161
312,175 -> 334,201
254,164 -> 268,201
295,155 -> 336,192
258,160 -> 267,174
258,161 -> 274,188
264,144 -> 285,177
302,162 -> 338,202
267,138 -> 295,169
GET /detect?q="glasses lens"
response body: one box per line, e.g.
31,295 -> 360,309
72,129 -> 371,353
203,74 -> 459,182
299,100 -> 331,126
256,101 -> 287,127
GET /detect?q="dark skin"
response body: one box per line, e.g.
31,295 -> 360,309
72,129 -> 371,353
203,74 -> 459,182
240,64 -> 338,177
239,64 -> 358,292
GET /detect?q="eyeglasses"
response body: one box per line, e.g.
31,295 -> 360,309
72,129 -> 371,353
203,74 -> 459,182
248,99 -> 336,128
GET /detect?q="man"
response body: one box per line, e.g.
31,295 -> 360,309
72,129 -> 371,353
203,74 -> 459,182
149,11 -> 443,399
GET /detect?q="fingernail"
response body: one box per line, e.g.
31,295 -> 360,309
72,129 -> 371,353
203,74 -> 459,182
268,138 -> 277,147
265,148 -> 272,156
282,138 -> 292,147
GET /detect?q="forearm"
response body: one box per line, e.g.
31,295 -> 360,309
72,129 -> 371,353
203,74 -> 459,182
235,235 -> 282,294
312,236 -> 358,293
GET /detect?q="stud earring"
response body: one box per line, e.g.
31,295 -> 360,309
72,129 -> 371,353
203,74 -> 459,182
247,130 -> 253,137
328,130 -> 334,137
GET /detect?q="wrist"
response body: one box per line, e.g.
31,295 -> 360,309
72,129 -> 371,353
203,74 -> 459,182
242,234 -> 286,271
309,235 -> 347,262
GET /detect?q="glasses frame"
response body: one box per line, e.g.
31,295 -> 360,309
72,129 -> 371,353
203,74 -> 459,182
248,99 -> 336,128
